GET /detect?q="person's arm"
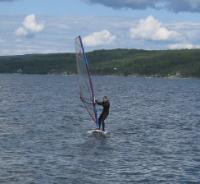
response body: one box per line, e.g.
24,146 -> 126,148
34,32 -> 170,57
95,100 -> 103,106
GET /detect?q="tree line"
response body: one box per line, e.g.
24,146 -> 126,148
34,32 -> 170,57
0,49 -> 200,77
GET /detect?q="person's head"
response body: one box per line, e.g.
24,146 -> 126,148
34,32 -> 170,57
103,96 -> 108,102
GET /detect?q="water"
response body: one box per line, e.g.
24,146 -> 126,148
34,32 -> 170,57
0,74 -> 200,184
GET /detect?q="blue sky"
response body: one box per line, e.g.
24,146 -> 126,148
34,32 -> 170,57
0,0 -> 200,55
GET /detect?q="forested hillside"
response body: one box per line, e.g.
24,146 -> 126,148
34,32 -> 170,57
0,49 -> 200,77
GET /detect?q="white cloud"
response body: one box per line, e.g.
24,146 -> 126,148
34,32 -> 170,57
15,27 -> 28,37
130,16 -> 179,41
1,15 -> 200,56
83,30 -> 116,46
23,14 -> 44,32
15,14 -> 44,37
168,43 -> 200,49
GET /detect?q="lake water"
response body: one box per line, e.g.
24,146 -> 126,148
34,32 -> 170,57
0,74 -> 200,184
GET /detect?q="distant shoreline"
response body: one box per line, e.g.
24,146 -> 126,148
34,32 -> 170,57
0,48 -> 200,78
0,73 -> 199,81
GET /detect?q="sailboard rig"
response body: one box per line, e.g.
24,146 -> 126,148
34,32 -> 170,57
75,36 -> 98,127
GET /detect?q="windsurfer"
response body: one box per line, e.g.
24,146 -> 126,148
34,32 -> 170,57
95,96 -> 110,131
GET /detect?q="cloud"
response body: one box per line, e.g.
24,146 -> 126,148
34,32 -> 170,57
2,15 -> 200,56
168,43 -> 200,49
0,0 -> 16,1
130,16 -> 179,41
15,14 -> 44,37
85,0 -> 157,9
23,14 -> 44,32
85,0 -> 200,13
83,30 -> 116,46
15,27 -> 28,36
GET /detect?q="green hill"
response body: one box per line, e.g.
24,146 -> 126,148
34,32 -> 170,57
0,49 -> 200,77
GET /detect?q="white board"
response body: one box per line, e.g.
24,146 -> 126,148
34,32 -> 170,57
87,129 -> 107,136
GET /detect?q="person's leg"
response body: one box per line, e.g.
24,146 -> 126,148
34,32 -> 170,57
98,116 -> 102,130
102,120 -> 105,131
101,114 -> 108,131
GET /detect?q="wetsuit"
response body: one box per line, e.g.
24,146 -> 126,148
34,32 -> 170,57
96,100 -> 110,131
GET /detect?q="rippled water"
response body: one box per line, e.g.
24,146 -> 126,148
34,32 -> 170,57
0,74 -> 200,184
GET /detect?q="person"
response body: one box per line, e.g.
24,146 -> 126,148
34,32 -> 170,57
95,96 -> 110,131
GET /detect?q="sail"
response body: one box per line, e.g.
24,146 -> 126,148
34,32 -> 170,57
75,36 -> 98,125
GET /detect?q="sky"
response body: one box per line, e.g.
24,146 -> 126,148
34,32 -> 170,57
0,0 -> 200,55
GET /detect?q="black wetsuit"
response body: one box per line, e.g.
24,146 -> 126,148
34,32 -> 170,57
96,100 -> 110,131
